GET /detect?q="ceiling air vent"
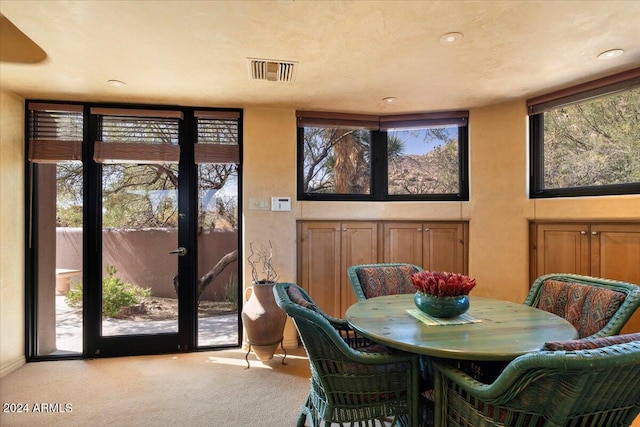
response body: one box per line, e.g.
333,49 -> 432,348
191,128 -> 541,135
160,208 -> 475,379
249,58 -> 297,82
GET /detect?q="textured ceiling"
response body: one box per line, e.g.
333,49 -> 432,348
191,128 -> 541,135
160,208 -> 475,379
1,0 -> 639,114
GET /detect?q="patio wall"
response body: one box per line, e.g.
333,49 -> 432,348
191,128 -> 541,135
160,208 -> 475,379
56,228 -> 238,301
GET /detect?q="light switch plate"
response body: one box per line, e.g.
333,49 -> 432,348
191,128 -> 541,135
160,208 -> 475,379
248,198 -> 269,210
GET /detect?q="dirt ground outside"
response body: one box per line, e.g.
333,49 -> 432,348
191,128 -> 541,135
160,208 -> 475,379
117,296 -> 237,321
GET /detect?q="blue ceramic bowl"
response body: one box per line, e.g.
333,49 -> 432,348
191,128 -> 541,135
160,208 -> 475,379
414,292 -> 469,318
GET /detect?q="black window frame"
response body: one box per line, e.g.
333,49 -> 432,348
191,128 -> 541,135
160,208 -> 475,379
528,68 -> 640,199
296,111 -> 469,202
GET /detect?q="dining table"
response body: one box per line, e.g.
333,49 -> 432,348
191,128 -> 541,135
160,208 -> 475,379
345,294 -> 578,361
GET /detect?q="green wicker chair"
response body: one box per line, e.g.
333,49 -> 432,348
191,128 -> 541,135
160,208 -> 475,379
432,335 -> 640,427
457,273 -> 640,384
347,263 -> 423,302
524,273 -> 640,338
273,282 -> 421,427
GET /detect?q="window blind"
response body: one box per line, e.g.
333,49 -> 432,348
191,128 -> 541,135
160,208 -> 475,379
195,111 -> 240,164
527,67 -> 640,115
297,110 -> 469,130
91,108 -> 181,164
296,111 -> 380,130
28,103 -> 83,163
379,111 -> 468,130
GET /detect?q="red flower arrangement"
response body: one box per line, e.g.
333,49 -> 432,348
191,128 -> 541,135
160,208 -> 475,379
410,271 -> 477,297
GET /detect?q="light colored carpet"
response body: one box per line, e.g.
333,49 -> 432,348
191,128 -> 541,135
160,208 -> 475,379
0,347 -> 309,427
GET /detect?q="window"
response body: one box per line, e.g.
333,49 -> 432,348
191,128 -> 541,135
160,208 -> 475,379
529,69 -> 640,198
297,111 -> 469,201
27,103 -> 85,356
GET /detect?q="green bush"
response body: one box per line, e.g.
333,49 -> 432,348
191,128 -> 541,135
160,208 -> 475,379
221,273 -> 238,311
65,265 -> 151,318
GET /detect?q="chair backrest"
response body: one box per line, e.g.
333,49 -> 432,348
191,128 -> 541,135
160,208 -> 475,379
273,282 -> 375,366
347,263 -> 423,301
524,273 -> 640,338
434,337 -> 640,426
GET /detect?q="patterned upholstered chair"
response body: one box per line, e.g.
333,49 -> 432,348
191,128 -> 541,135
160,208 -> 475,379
433,334 -> 640,427
273,282 -> 421,427
456,273 -> 640,384
347,263 -> 423,302
524,273 -> 640,338
347,263 -> 435,416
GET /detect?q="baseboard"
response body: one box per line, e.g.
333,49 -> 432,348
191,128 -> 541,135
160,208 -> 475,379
0,355 -> 26,379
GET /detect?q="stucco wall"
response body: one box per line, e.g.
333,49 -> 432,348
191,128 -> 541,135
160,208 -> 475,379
242,102 -> 640,305
0,89 -> 26,377
57,228 -> 238,300
464,101 -> 534,301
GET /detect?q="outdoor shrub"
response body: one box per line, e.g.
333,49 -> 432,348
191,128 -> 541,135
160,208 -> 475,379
65,265 -> 151,318
221,273 -> 238,311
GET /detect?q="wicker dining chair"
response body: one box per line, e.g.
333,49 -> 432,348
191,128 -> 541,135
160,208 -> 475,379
432,334 -> 640,427
457,273 -> 640,384
347,263 -> 423,302
524,273 -> 640,338
273,282 -> 421,427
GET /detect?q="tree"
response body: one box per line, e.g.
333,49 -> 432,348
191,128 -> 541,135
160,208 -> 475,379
543,88 -> 640,189
55,118 -> 240,300
302,127 -> 371,193
174,249 -> 238,303
387,129 -> 459,194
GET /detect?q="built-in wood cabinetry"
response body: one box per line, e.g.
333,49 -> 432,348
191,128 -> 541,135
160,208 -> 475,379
297,220 -> 468,317
297,221 -> 378,317
383,222 -> 467,274
530,221 -> 640,333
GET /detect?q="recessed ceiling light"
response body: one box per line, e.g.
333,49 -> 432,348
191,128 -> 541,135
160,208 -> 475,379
439,32 -> 463,44
598,49 -> 624,60
107,79 -> 126,87
382,97 -> 397,103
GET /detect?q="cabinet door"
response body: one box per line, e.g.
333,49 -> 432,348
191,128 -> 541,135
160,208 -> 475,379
591,223 -> 640,334
423,222 -> 466,273
535,223 -> 591,277
341,222 -> 378,316
383,222 -> 422,265
298,222 -> 342,317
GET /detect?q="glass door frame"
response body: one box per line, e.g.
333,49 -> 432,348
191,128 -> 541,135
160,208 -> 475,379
83,109 -> 196,358
25,102 -> 243,360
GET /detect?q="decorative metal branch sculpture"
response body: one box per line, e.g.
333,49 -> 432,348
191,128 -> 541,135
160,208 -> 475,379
248,240 -> 278,284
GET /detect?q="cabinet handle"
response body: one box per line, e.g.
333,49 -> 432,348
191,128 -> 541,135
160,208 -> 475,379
342,228 -> 347,232
424,228 -> 430,232
580,231 -> 587,235
418,228 -> 422,232
592,231 -> 598,235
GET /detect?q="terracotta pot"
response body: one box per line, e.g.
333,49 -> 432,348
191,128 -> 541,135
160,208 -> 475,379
242,281 -> 287,361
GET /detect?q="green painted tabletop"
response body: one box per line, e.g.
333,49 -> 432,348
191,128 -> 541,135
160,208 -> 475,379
345,294 -> 578,361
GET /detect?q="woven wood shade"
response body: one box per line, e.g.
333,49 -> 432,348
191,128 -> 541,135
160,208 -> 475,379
93,142 -> 180,164
297,110 -> 469,130
527,67 -> 640,114
28,102 -> 83,163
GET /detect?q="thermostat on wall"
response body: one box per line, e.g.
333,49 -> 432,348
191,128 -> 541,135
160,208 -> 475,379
271,197 -> 291,211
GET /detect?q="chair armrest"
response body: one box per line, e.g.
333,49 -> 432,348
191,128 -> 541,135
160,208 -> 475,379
323,314 -> 377,349
432,359 -> 525,403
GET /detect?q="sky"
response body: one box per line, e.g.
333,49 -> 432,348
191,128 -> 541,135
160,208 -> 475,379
391,127 -> 457,155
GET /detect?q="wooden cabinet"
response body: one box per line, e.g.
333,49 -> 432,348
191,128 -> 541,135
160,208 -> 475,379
297,220 -> 468,317
383,222 -> 467,274
531,222 -> 640,333
297,221 -> 378,317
